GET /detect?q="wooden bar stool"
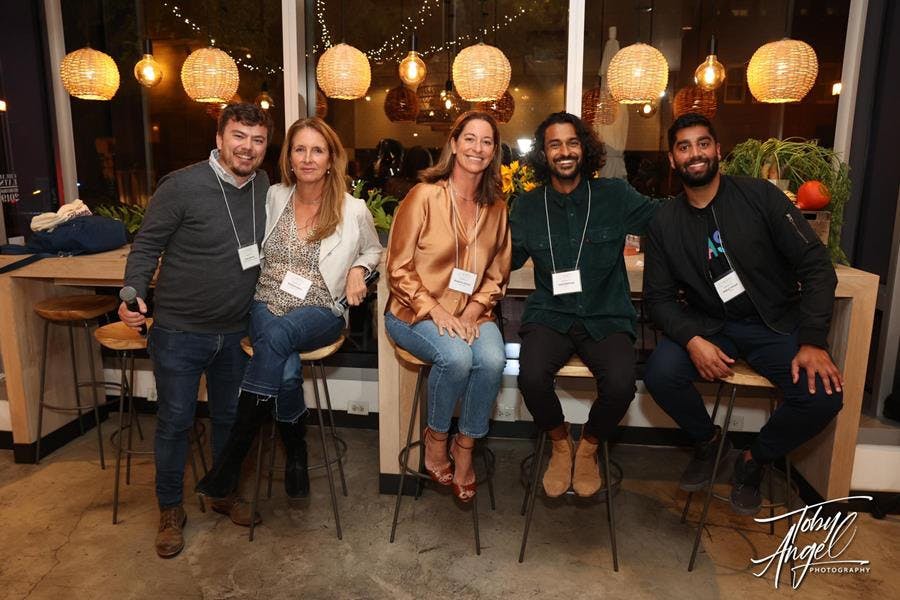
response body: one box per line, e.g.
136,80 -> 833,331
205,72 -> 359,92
240,334 -> 348,542
683,360 -> 797,573
34,294 -> 119,467
388,347 -> 496,556
518,356 -> 622,568
94,320 -> 209,524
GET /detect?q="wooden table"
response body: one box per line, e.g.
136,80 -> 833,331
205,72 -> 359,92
376,255 -> 879,500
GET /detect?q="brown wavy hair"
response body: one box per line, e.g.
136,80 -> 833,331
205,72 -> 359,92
420,111 -> 503,205
278,117 -> 348,241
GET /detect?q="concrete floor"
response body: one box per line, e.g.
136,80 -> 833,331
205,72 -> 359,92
0,423 -> 898,600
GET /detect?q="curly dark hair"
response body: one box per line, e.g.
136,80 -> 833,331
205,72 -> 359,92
217,102 -> 274,140
527,112 -> 606,184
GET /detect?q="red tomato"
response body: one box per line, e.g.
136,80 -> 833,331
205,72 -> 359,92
796,180 -> 831,210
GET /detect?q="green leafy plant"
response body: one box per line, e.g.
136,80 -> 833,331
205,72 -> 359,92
721,138 -> 851,264
95,203 -> 146,237
351,179 -> 398,232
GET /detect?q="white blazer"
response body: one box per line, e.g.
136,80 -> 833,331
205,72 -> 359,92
262,184 -> 383,308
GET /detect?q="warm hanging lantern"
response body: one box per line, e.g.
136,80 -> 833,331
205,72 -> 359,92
694,35 -> 726,91
475,90 -> 515,123
133,39 -> 163,88
416,83 -> 466,129
581,82 -> 618,127
255,81 -> 275,110
60,46 -> 120,100
452,43 -> 511,102
316,43 -> 371,100
673,85 -> 717,119
607,43 -> 669,104
384,85 -> 419,122
638,100 -> 658,118
181,47 -> 239,103
398,34 -> 427,89
747,39 -> 818,103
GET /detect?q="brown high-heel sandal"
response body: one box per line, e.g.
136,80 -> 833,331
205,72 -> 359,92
449,435 -> 477,503
423,427 -> 453,486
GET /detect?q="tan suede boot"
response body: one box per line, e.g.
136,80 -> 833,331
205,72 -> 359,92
572,437 -> 603,497
542,428 -> 574,498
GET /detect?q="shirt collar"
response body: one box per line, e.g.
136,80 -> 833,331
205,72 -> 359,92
209,149 -> 256,189
545,177 -> 588,207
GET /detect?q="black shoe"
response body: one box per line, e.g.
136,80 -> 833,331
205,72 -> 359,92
196,391 -> 270,498
730,452 -> 765,515
278,419 -> 310,498
679,426 -> 733,492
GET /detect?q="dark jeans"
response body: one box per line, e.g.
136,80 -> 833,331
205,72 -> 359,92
643,317 -> 844,464
148,325 -> 248,508
242,301 -> 344,423
517,322 -> 637,441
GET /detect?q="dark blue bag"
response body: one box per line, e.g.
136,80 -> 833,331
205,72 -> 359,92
0,215 -> 127,273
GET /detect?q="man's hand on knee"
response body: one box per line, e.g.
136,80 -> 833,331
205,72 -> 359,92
686,336 -> 735,381
791,345 -> 843,395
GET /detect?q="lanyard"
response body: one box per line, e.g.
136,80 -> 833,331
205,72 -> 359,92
544,182 -> 591,273
448,183 -> 480,274
213,166 -> 256,249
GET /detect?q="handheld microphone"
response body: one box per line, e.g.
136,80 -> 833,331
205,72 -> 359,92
119,286 -> 148,335
331,270 -> 380,316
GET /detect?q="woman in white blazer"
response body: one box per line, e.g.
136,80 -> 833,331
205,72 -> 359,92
198,117 -> 382,500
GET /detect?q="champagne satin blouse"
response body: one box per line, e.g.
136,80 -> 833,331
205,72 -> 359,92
386,182 -> 511,324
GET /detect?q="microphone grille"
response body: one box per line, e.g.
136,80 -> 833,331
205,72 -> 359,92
119,286 -> 137,303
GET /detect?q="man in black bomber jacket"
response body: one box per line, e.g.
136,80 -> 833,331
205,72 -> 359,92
642,113 -> 843,515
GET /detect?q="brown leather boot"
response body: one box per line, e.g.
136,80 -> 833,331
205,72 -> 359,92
542,427 -> 574,498
156,505 -> 187,558
210,495 -> 262,527
572,437 -> 603,497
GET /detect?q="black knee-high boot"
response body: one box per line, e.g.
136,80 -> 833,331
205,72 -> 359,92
277,419 -> 309,498
196,390 -> 270,498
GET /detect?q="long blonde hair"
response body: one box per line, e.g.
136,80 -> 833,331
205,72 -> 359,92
279,117 -> 348,241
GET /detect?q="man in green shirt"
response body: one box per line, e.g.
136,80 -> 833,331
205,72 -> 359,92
510,112 -> 659,497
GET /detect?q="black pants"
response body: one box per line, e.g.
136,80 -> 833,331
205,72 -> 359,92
517,322 -> 636,440
643,317 -> 844,464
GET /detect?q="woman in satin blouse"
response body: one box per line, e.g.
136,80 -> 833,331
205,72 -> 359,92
385,111 -> 511,502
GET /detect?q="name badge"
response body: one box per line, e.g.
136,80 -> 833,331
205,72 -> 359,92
449,268 -> 477,295
237,244 -> 261,270
552,269 -> 582,295
714,270 -> 746,303
280,271 -> 312,300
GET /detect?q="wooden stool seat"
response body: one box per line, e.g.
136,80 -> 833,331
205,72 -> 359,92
94,319 -> 154,351
240,334 -> 346,361
395,347 -> 429,367
34,294 -> 119,322
556,356 -> 591,378
720,360 -> 775,389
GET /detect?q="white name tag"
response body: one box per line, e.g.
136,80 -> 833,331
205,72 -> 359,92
714,270 -> 746,303
449,268 -> 477,295
280,271 -> 312,300
237,244 -> 261,270
552,269 -> 582,295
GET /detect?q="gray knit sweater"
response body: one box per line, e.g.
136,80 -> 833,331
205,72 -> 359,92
124,161 -> 268,333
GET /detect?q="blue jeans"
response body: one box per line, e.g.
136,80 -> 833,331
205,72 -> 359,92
643,317 -> 843,463
385,312 -> 506,438
242,301 -> 343,423
148,325 -> 248,508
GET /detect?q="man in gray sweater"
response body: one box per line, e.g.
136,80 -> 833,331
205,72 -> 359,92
119,103 -> 272,558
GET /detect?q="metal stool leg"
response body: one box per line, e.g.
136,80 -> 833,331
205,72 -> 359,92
518,431 -> 547,563
129,355 -> 144,441
248,420 -> 268,542
688,385 -> 737,571
35,321 -> 50,464
471,486 -> 481,555
520,433 -> 542,516
602,441 -> 619,572
187,431 -> 207,513
482,445 -> 496,511
311,369 -> 342,540
682,382 -> 727,524
318,362 -> 348,496
83,322 -> 106,469
415,372 -> 427,501
67,325 -> 85,435
192,421 -> 209,476
785,456 -> 796,580
125,354 -> 136,485
767,397 -> 776,536
390,367 -> 425,543
266,417 -> 277,500
111,351 -> 129,524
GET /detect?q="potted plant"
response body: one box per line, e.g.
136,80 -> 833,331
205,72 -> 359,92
351,179 -> 398,245
721,138 -> 851,263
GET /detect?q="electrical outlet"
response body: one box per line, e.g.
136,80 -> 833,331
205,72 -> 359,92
348,400 -> 369,416
146,385 -> 158,403
729,415 -> 745,430
495,405 -> 516,422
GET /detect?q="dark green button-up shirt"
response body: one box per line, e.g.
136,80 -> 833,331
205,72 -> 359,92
510,177 -> 660,341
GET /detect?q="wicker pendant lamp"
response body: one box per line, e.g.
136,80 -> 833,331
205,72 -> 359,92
747,39 -> 817,103
607,3 -> 668,104
385,85 -> 419,122
452,42 -> 511,102
315,88 -> 329,118
475,90 -> 514,123
181,47 -> 239,103
60,46 -> 120,101
673,85 -> 717,119
316,0 -> 370,100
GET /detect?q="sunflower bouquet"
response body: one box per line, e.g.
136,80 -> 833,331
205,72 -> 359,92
501,160 -> 538,203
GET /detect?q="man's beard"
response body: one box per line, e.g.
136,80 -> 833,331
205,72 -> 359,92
549,155 -> 582,181
677,155 -> 719,187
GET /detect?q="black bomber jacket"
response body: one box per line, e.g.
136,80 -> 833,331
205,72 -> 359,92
643,175 -> 837,349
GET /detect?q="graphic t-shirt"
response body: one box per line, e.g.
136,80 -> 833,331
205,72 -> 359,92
698,201 -> 757,320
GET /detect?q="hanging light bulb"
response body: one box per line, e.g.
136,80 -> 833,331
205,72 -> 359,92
398,34 -> 427,89
255,81 -> 275,110
638,100 -> 658,118
133,38 -> 163,88
441,79 -> 456,111
694,35 -> 726,91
